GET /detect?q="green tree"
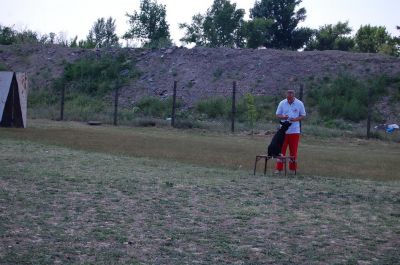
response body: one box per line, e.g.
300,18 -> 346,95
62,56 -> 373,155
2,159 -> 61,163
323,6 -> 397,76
180,0 -> 245,48
124,0 -> 171,48
179,14 -> 207,46
0,25 -> 17,45
70,36 -> 78,48
0,25 -> 40,45
203,0 -> 246,47
15,29 -> 38,44
49,32 -> 56,44
244,18 -> 273,48
355,25 -> 392,53
86,17 -> 119,48
306,21 -> 354,51
250,0 -> 312,49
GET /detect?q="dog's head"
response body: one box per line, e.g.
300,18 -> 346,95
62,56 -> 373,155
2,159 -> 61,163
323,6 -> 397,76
279,121 -> 292,131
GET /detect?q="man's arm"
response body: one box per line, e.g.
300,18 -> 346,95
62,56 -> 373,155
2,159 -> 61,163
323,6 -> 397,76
276,101 -> 288,120
289,115 -> 305,122
277,114 -> 289,120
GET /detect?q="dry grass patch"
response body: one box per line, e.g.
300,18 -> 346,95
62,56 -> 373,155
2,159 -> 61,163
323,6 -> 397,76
0,119 -> 399,180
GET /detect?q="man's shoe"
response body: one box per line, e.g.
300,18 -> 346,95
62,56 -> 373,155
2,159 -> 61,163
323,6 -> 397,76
274,170 -> 281,174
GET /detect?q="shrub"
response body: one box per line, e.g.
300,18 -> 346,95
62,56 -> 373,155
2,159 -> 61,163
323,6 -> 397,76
34,52 -> 141,121
56,52 -> 139,96
28,90 -> 58,107
342,98 -> 367,121
195,95 -> 276,122
306,74 -> 388,122
323,119 -> 353,130
0,62 -> 9,71
213,68 -> 224,80
244,93 -> 257,130
135,97 -> 173,118
253,95 -> 275,121
195,97 -> 230,118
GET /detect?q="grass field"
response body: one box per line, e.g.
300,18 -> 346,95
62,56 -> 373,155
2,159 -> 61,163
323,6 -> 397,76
1,119 -> 400,180
1,120 -> 400,264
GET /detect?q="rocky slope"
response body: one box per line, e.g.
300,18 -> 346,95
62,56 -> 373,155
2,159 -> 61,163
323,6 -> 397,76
1,44 -> 400,119
130,46 -> 400,105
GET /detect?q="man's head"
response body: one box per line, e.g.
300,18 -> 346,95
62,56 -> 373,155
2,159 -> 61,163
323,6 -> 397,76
286,90 -> 295,104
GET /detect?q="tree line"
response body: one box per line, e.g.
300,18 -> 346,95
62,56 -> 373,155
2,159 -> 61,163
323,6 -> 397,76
1,0 -> 399,56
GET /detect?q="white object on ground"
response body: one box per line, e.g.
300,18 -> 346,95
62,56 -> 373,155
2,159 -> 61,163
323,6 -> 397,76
387,124 -> 399,129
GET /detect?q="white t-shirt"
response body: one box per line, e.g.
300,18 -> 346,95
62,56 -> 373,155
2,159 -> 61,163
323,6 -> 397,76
276,98 -> 306,134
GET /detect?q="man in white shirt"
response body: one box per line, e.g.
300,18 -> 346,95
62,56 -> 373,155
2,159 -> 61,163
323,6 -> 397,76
275,90 -> 306,173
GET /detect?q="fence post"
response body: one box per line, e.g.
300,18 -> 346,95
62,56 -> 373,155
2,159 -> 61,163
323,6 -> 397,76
367,87 -> 372,139
231,81 -> 236,133
299,84 -> 304,101
299,84 -> 304,132
60,85 -> 65,121
171,81 -> 177,127
113,85 -> 119,126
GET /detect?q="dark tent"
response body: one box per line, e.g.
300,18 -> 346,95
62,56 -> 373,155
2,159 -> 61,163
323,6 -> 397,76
0,72 -> 28,128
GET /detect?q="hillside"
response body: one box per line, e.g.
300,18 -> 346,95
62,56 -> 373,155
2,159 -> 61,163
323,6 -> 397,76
1,44 -> 400,121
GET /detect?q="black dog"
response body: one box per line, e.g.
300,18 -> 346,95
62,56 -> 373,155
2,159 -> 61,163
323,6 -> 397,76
267,121 -> 291,157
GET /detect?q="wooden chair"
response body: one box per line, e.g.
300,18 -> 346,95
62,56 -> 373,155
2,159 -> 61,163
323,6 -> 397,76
254,155 -> 296,176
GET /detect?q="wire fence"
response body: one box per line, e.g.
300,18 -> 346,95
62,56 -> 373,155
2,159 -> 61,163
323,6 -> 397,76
54,79 -> 392,140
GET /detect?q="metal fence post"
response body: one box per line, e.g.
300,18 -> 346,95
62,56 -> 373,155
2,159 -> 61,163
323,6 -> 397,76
299,84 -> 304,101
367,87 -> 372,139
113,85 -> 119,126
231,81 -> 236,133
299,84 -> 304,132
60,85 -> 65,121
171,81 -> 177,127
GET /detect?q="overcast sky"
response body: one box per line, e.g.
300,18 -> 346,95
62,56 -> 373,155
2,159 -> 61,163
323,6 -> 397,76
1,0 -> 399,46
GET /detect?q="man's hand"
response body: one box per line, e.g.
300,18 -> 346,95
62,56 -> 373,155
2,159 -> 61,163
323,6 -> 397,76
277,114 -> 289,120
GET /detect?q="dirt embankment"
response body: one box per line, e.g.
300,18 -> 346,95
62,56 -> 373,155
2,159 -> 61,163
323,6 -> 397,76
1,44 -> 400,107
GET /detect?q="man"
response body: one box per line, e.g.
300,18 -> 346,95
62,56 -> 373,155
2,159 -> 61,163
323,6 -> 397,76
275,90 -> 306,174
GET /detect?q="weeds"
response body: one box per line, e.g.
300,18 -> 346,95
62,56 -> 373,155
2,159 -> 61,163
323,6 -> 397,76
0,61 -> 9,71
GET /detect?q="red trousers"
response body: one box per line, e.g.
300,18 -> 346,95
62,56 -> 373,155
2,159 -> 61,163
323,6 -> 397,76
275,133 -> 300,171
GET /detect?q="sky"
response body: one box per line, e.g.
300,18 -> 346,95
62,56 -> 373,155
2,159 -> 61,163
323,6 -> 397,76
0,0 -> 399,46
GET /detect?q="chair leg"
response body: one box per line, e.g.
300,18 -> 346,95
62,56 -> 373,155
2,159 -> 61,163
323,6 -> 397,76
254,156 -> 259,175
264,157 -> 267,175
